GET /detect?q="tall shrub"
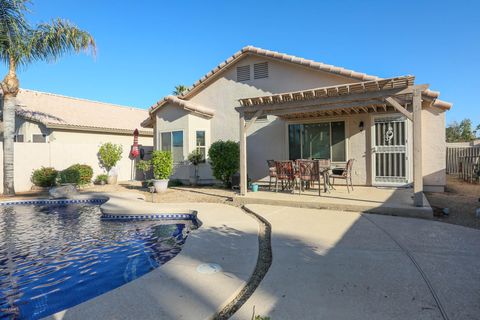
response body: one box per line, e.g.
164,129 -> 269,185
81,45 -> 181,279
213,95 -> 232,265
208,140 -> 239,187
151,151 -> 173,180
98,143 -> 123,173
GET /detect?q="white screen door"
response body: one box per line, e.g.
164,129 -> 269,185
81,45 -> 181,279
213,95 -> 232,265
372,115 -> 409,185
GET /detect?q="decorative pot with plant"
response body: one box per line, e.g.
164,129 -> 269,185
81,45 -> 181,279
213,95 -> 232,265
98,142 -> 123,184
136,160 -> 151,188
187,149 -> 203,186
151,150 -> 173,193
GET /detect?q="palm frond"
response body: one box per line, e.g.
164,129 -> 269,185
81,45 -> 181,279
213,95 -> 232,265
0,0 -> 31,67
29,18 -> 96,62
173,85 -> 189,96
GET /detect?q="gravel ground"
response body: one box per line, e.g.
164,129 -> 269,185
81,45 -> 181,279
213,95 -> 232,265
426,175 -> 480,230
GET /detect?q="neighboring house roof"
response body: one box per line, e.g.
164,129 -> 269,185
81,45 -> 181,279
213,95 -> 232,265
144,45 -> 451,126
14,89 -> 153,135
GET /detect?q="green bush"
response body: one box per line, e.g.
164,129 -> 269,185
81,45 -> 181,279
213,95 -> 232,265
151,150 -> 173,180
188,149 -> 203,166
59,164 -> 93,185
94,174 -> 108,184
31,167 -> 58,187
98,143 -> 123,173
208,140 -> 239,187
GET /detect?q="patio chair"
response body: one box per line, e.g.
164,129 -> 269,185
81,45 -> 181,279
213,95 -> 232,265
330,159 -> 355,193
274,160 -> 296,192
266,160 -> 276,190
296,160 -> 321,196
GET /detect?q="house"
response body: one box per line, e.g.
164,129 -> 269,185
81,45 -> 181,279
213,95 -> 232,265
142,46 -> 451,200
0,89 -> 153,192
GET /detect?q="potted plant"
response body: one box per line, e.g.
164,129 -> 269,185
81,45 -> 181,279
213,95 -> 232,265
136,160 -> 151,188
94,174 -> 108,185
98,142 -> 123,184
187,149 -> 203,186
151,150 -> 173,193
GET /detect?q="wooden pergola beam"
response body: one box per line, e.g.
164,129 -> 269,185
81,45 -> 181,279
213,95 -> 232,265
236,85 -> 428,115
385,97 -> 413,121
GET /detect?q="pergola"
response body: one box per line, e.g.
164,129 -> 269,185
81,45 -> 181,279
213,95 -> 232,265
235,75 -> 433,207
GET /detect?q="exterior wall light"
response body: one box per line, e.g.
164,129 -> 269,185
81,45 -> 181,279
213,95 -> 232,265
359,121 -> 364,132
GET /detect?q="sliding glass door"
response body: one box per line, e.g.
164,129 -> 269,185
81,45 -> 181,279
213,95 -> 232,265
288,121 -> 346,161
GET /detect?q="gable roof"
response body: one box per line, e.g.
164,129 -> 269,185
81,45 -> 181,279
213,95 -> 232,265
149,95 -> 215,118
14,89 -> 152,135
146,45 -> 451,120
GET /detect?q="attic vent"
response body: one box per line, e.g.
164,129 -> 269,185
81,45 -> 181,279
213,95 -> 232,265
236,65 -> 250,82
254,62 -> 269,79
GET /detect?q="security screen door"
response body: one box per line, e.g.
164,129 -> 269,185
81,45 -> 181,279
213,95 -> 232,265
372,116 -> 409,185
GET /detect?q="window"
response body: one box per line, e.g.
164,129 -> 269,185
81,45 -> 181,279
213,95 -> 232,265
253,62 -> 269,79
288,121 -> 346,162
14,134 -> 24,143
196,131 -> 206,161
32,134 -> 46,143
160,131 -> 184,163
236,65 -> 250,82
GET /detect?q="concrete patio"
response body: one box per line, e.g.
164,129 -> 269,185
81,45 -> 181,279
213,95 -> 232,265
234,204 -> 480,320
237,185 -> 433,218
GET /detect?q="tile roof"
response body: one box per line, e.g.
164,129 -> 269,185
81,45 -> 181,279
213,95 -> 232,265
153,45 -> 451,112
14,89 -> 152,135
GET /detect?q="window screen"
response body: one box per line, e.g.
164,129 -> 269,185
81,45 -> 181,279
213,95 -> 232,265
15,135 -> 24,143
161,132 -> 171,152
196,131 -> 206,161
171,131 -> 183,163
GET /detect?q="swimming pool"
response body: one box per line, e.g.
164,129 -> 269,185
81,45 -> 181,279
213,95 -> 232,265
0,201 -> 197,319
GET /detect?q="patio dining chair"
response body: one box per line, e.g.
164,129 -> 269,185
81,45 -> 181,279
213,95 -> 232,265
266,160 -> 276,190
274,160 -> 296,192
330,159 -> 355,193
296,160 -> 322,196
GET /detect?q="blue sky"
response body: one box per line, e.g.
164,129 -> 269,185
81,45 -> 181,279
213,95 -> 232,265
1,0 -> 479,125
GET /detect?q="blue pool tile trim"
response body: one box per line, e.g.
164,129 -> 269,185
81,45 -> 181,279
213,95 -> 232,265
0,198 -> 108,206
100,213 -> 196,221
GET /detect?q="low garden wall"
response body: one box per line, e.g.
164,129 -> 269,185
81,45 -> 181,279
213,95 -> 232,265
0,142 -> 153,193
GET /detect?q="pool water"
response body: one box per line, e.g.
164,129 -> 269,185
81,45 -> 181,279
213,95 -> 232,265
0,203 -> 196,319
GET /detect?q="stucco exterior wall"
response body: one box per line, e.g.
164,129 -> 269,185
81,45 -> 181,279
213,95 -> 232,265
422,106 -> 446,191
15,118 -> 49,142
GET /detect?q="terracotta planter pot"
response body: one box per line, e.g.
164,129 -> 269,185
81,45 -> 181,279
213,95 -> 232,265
153,179 -> 169,193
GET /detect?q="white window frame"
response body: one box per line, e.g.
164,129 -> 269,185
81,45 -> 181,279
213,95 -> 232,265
158,129 -> 185,163
195,130 -> 207,162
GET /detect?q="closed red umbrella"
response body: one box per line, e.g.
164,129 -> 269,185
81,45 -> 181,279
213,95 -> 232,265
130,129 -> 140,158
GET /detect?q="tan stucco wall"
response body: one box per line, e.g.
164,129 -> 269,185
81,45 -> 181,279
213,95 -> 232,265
0,128 -> 153,192
422,106 -> 446,191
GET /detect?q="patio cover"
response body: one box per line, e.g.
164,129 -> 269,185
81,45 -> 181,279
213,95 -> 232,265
236,75 -> 452,207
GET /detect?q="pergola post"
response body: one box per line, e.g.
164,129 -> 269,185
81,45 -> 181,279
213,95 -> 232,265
239,112 -> 247,196
412,88 -> 423,206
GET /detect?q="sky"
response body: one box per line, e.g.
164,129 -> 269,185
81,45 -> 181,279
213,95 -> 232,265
1,0 -> 479,125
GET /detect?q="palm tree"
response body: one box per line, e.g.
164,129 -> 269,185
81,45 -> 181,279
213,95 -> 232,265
0,0 -> 95,195
172,85 -> 188,96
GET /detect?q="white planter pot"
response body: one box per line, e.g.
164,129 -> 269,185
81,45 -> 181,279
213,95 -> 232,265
107,175 -> 118,185
153,179 -> 169,193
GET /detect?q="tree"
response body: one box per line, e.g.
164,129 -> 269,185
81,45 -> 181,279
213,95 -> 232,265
172,84 -> 188,96
0,0 -> 95,195
446,119 -> 476,142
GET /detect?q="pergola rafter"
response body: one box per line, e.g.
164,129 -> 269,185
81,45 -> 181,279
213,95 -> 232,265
236,75 -> 431,207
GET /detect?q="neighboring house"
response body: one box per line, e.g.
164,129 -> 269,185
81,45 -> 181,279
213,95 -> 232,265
0,89 -> 153,192
142,46 -> 451,193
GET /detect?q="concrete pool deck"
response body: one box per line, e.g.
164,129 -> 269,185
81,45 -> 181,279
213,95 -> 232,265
233,204 -> 480,320
47,193 -> 259,320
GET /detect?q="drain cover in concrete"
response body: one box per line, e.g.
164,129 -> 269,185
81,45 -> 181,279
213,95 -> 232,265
196,263 -> 222,274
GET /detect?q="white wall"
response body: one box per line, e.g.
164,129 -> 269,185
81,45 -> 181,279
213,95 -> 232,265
0,138 -> 153,193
